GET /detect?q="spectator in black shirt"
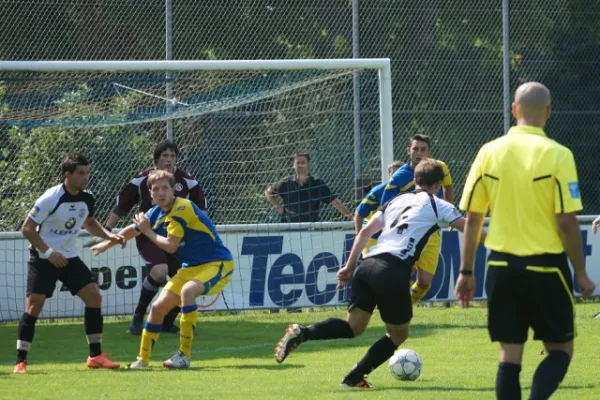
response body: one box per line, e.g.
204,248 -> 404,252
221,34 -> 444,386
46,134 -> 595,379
266,153 -> 352,222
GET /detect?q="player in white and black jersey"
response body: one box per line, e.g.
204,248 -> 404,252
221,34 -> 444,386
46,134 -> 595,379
13,153 -> 125,374
274,159 -> 486,388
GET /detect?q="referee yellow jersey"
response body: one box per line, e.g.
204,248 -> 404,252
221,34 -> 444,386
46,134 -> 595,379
459,125 -> 582,256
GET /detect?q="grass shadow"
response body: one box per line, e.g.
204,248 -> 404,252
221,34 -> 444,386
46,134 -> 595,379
0,311 -> 488,366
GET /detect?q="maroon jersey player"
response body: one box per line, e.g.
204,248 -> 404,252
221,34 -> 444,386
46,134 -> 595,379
104,140 -> 207,335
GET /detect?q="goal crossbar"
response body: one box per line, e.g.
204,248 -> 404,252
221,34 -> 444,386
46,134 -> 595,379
0,58 -> 394,180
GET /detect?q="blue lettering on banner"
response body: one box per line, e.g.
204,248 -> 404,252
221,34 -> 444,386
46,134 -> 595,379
241,236 -> 284,307
305,252 -> 338,305
242,229 -> 593,307
268,253 -> 304,306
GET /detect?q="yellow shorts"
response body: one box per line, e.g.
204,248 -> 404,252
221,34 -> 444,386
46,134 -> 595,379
165,260 -> 234,297
415,231 -> 441,275
362,237 -> 378,256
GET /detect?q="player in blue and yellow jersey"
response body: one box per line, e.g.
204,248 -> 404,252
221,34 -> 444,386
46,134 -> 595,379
380,134 -> 454,303
91,170 -> 234,369
354,161 -> 404,255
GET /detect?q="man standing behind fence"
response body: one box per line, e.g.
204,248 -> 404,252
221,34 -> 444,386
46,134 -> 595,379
266,153 -> 352,222
455,81 -> 595,400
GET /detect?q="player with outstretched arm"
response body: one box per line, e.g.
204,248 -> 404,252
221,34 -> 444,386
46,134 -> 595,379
103,140 -> 207,335
274,159 -> 484,388
92,170 -> 233,369
14,153 -> 124,374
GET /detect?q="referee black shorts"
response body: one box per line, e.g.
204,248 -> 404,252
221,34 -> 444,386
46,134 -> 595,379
486,251 -> 574,344
27,250 -> 95,298
349,253 -> 413,325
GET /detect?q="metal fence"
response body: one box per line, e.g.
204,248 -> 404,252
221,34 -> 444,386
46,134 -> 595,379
1,0 -> 599,231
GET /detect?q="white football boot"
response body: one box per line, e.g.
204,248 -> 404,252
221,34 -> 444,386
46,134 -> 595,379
163,350 -> 190,369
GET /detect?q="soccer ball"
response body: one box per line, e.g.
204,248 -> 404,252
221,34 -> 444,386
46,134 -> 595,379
388,349 -> 422,381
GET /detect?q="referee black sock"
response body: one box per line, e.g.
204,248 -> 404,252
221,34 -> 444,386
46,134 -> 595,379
84,307 -> 103,357
305,318 -> 355,341
348,335 -> 398,379
496,362 -> 522,400
16,313 -> 37,364
134,276 -> 161,319
529,350 -> 570,400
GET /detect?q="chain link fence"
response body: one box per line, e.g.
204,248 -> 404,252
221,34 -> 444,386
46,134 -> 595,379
1,0 -> 599,231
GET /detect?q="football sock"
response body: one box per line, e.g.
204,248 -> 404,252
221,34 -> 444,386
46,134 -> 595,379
410,282 -> 431,304
530,350 -> 570,400
305,318 -> 354,341
179,304 -> 198,359
163,306 -> 181,329
16,312 -> 37,364
496,362 -> 522,400
134,276 -> 161,319
349,335 -> 397,379
140,322 -> 162,364
84,307 -> 103,357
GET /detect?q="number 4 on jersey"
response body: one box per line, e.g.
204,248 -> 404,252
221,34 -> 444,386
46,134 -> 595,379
391,206 -> 412,234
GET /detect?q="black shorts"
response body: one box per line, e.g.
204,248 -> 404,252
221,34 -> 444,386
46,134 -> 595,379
136,235 -> 181,278
349,253 -> 413,325
27,252 -> 95,298
486,251 -> 574,343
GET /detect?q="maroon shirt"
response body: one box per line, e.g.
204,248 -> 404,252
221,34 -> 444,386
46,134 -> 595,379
112,168 -> 207,215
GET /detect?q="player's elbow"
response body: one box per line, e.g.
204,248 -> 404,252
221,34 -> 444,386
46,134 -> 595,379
357,229 -> 372,241
21,223 -> 30,236
165,243 -> 179,254
21,220 -> 34,236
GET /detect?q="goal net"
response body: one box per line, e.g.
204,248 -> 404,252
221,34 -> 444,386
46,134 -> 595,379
0,59 -> 393,321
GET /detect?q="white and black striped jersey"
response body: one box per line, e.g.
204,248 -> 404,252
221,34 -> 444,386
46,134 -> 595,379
365,190 -> 462,265
28,184 -> 95,259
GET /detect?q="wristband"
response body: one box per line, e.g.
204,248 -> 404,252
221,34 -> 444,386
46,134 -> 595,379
42,248 -> 54,258
459,269 -> 473,276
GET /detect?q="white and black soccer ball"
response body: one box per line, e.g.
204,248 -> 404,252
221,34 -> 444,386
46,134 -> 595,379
389,349 -> 422,381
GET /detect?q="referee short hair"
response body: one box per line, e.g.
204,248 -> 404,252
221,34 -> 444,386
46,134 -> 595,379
414,159 -> 445,187
147,170 -> 175,189
153,140 -> 179,164
61,153 -> 89,175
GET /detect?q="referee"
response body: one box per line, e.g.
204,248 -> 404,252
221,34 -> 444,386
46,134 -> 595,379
455,81 -> 595,400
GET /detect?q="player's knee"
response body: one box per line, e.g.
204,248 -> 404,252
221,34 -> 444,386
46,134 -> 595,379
386,328 -> 409,346
348,320 -> 368,337
84,290 -> 103,308
181,281 -> 204,299
149,264 -> 168,283
544,341 -> 573,359
25,294 -> 45,317
150,301 -> 169,318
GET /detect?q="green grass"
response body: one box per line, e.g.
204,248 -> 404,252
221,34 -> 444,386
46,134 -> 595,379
1,304 -> 599,399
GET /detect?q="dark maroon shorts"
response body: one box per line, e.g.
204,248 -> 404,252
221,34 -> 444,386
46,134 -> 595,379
136,235 -> 181,278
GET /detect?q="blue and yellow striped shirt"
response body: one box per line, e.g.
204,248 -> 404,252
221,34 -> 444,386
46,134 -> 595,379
380,160 -> 452,205
145,198 -> 233,267
356,182 -> 387,239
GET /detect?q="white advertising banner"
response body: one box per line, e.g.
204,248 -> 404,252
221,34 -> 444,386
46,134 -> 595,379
1,224 -> 598,321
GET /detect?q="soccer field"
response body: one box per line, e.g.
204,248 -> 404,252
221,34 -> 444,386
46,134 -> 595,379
1,304 -> 599,400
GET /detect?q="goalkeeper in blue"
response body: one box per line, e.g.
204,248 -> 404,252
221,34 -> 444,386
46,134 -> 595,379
91,170 -> 234,369
380,134 -> 454,303
354,161 -> 404,253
